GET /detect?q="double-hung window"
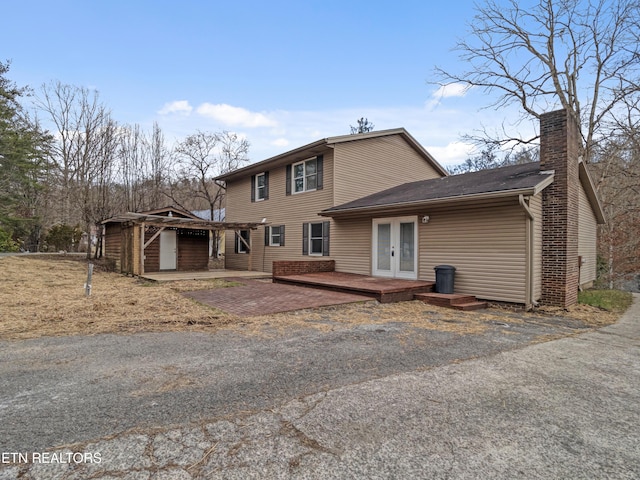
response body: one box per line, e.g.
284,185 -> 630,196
293,158 -> 317,193
251,172 -> 268,202
302,221 -> 330,256
255,172 -> 266,201
286,155 -> 323,196
265,225 -> 285,247
309,223 -> 323,255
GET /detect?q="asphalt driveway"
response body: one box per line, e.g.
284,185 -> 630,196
1,296 -> 638,479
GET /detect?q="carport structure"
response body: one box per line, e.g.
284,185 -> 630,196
102,210 -> 266,276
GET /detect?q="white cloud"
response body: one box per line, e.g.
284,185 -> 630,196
158,100 -> 193,115
196,103 -> 278,128
426,141 -> 476,168
426,83 -> 472,110
153,101 -> 518,167
434,83 -> 471,98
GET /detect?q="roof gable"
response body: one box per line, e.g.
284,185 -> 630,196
138,206 -> 202,220
216,128 -> 448,182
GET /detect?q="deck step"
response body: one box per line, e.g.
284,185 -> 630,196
452,301 -> 488,311
414,292 -> 487,311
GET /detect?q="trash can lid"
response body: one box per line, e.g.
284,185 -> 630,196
434,265 -> 456,271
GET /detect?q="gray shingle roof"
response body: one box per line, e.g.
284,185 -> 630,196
322,162 -> 553,215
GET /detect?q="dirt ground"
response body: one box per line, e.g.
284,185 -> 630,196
0,255 -> 619,340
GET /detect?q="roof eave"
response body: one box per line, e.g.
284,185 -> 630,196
320,186 -> 542,217
215,138 -> 329,182
578,161 -> 606,224
215,127 -> 449,182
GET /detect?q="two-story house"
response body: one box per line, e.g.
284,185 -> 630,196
217,110 -> 605,308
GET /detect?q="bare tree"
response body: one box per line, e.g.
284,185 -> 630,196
37,82 -> 115,256
434,0 -> 640,161
148,122 -> 169,209
169,130 -> 249,257
117,123 -> 151,212
89,118 -> 120,258
591,130 -> 640,288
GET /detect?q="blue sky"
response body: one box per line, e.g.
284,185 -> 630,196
2,0 -> 534,167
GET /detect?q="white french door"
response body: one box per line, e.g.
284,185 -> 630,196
372,216 -> 417,279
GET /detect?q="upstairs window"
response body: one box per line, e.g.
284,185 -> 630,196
293,158 -> 317,193
255,173 -> 266,201
286,155 -> 323,196
251,172 -> 269,202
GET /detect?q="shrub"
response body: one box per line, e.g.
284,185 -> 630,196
0,227 -> 20,252
44,224 -> 83,252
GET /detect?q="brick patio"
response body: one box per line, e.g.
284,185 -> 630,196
183,278 -> 373,316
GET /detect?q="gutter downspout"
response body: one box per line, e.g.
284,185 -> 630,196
519,195 -> 536,310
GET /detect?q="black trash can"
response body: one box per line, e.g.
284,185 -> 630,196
434,265 -> 456,294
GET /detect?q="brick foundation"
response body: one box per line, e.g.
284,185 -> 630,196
272,260 -> 335,277
540,109 -> 580,307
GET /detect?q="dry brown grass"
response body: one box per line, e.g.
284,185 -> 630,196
0,256 -> 237,340
0,256 -> 621,340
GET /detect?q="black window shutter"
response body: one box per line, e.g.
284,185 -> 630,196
280,225 -> 285,246
322,221 -> 330,256
264,226 -> 269,246
316,155 -> 323,190
264,171 -> 269,200
285,165 -> 292,196
250,175 -> 256,202
234,232 -> 239,253
302,223 -> 309,255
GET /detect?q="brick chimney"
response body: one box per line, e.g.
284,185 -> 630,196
540,109 -> 580,307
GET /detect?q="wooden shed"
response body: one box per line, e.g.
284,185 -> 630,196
102,206 -> 264,275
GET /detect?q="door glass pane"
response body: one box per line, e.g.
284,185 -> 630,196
399,222 -> 414,272
377,223 -> 391,271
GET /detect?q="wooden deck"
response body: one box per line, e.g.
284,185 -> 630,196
273,271 -> 435,303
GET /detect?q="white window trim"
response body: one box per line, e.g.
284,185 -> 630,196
308,222 -> 323,256
292,158 -> 317,194
255,172 -> 266,201
269,226 -> 282,246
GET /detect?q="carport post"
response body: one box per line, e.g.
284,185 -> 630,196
248,231 -> 253,271
139,222 -> 145,275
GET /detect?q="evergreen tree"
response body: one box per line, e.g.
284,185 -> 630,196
350,117 -> 375,134
0,61 -> 52,251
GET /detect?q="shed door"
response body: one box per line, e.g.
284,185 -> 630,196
159,230 -> 177,270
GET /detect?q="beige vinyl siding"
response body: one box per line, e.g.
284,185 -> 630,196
578,182 -> 598,286
419,201 -> 528,303
225,150 -> 335,272
333,135 -> 442,205
530,194 -> 543,301
331,217 -> 373,275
